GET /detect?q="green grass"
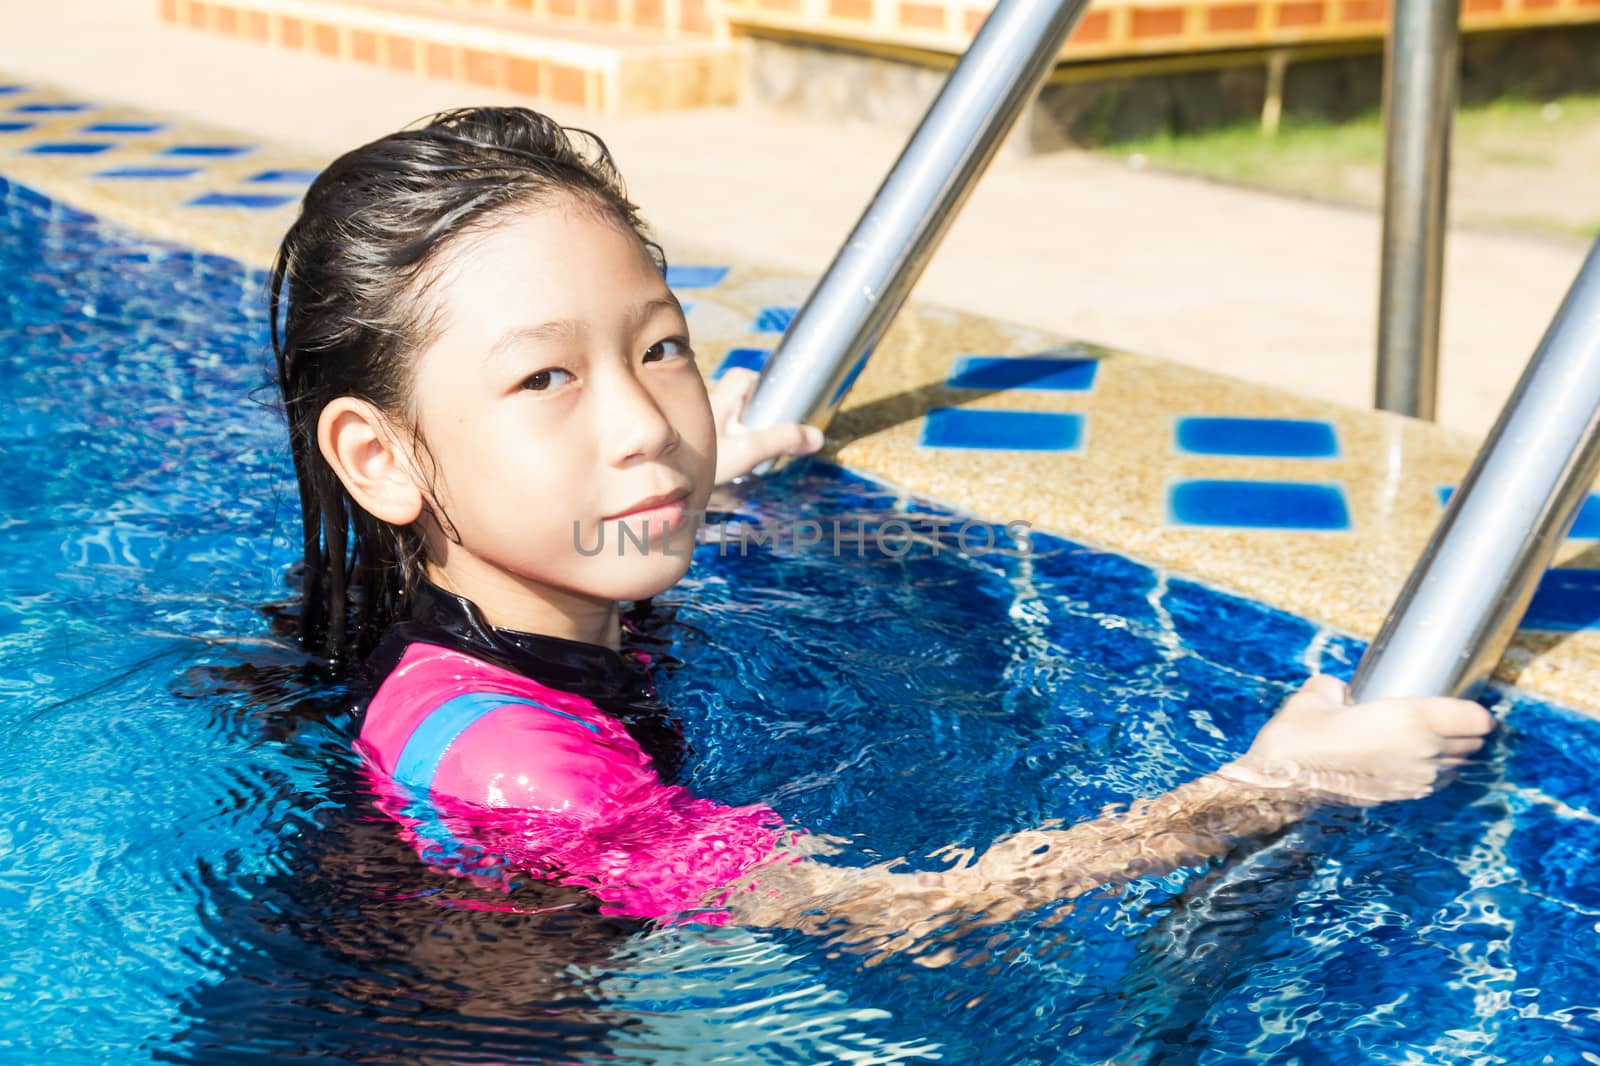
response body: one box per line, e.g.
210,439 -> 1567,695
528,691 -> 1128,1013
1481,214 -> 1600,242
1108,92 -> 1600,238
1118,112 -> 1386,200
1455,92 -> 1600,130
1475,146 -> 1551,167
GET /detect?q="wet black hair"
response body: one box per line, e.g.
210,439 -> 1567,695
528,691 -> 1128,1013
270,107 -> 665,666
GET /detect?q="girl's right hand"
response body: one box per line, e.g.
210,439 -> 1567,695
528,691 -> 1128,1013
709,368 -> 825,485
1217,674 -> 1495,806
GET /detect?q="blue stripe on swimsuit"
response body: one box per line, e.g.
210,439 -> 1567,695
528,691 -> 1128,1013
394,692 -> 599,887
395,691 -> 600,793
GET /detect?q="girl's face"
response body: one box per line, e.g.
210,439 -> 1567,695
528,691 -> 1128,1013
401,199 -> 716,630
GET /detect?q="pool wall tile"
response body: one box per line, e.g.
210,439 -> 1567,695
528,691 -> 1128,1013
186,191 -> 299,209
920,409 -> 1084,452
1169,479 -> 1350,531
1523,569 -> 1600,632
753,305 -> 796,333
666,264 -> 730,289
714,347 -> 771,378
946,355 -> 1099,392
95,166 -> 203,180
160,144 -> 253,157
83,122 -> 165,134
246,169 -> 320,184
13,102 -> 93,113
24,142 -> 114,155
1175,416 -> 1339,458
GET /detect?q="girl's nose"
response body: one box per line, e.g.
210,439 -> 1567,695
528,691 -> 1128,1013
603,371 -> 679,467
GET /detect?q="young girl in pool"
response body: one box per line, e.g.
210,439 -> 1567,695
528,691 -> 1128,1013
271,107 -> 1492,946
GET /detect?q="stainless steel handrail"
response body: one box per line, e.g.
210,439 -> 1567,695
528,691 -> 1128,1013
1374,0 -> 1461,420
740,0 -> 1094,473
1353,235 -> 1600,700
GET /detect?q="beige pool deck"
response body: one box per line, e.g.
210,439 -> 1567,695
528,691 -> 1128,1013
4,40 -> 1599,718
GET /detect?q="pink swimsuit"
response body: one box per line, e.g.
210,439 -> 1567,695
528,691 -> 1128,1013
353,584 -> 785,923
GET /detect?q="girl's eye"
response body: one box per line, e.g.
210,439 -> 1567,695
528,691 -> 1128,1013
520,367 -> 574,392
643,337 -> 694,364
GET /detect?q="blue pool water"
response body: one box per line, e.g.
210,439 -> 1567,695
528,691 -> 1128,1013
3,177 -> 1600,1064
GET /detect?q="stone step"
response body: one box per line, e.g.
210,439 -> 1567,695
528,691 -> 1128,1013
158,0 -> 739,112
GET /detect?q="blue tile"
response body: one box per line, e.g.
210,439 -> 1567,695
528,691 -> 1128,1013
1169,479 -> 1350,531
919,408 -> 1084,451
12,102 -> 94,113
0,86 -> 27,94
24,142 -> 113,155
1523,569 -> 1600,631
1554,496 -> 1600,539
161,144 -> 253,158
1175,416 -> 1339,459
1437,486 -> 1600,539
82,121 -> 164,134
753,306 -> 797,333
665,264 -> 729,289
0,121 -> 35,133
714,347 -> 770,379
246,168 -> 320,184
95,166 -> 202,180
946,355 -> 1099,392
830,348 -> 873,404
185,191 -> 299,209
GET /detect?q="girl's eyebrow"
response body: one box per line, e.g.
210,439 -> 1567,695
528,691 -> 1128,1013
484,297 -> 685,363
486,319 -> 581,362
627,295 -> 686,327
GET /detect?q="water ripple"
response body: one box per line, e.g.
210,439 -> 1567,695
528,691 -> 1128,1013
5,176 -> 1600,1065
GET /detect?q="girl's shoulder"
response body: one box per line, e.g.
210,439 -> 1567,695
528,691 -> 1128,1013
357,639 -> 656,816
347,578 -> 689,798
365,639 -> 628,742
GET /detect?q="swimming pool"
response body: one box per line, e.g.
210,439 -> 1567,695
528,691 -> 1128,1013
3,175 -> 1599,1064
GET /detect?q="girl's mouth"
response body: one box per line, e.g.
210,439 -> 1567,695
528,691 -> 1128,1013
605,487 -> 691,536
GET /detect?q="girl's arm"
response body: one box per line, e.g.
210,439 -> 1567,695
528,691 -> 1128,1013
721,676 -> 1494,950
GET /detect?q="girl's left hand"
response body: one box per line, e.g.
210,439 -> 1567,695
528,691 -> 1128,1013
710,368 -> 825,485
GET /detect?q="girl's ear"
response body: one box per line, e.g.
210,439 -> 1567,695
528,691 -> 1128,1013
316,397 -> 426,526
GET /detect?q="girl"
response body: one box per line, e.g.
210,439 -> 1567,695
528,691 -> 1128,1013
271,107 -> 1492,949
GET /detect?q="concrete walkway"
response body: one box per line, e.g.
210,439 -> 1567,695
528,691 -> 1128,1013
3,0 -> 1589,437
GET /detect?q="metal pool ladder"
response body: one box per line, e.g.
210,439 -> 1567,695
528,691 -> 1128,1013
740,0 -> 1600,696
740,0 -> 1469,444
